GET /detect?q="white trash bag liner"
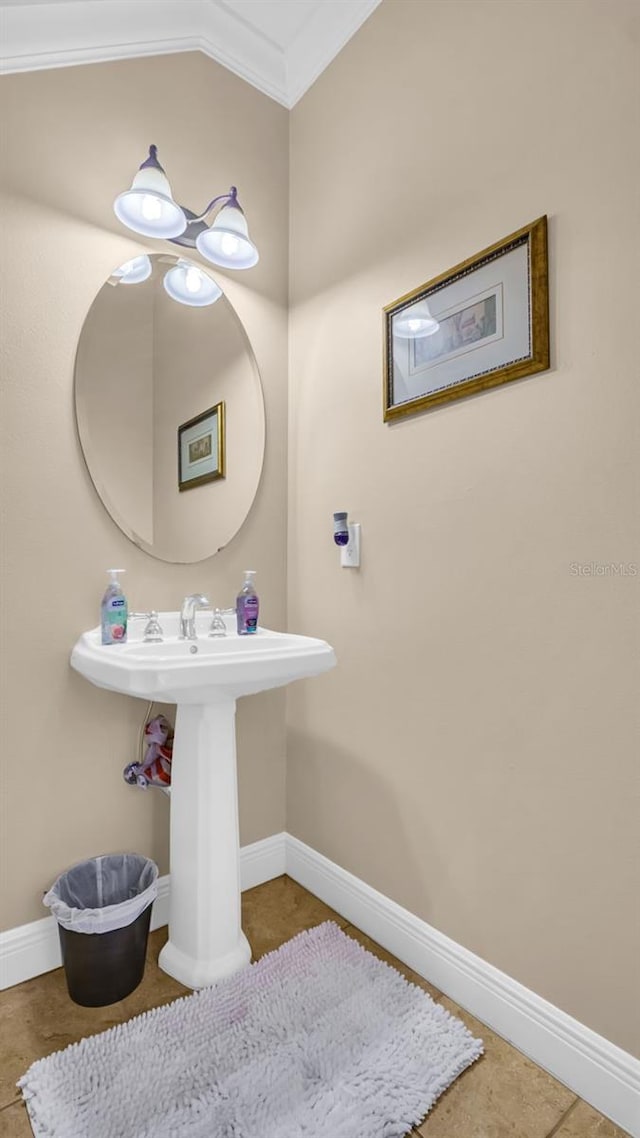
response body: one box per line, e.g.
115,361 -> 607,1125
43,854 -> 158,934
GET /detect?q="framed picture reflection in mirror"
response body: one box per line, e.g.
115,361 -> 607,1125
178,401 -> 226,491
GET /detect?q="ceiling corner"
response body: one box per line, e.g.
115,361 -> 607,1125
284,0 -> 383,108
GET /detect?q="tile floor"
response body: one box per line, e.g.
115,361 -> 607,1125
0,876 -> 630,1138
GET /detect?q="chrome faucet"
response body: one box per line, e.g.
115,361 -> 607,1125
179,594 -> 210,640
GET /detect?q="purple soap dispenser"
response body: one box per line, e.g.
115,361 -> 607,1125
236,570 -> 259,635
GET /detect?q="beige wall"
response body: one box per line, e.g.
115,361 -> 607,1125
0,52 -> 289,930
288,0 -> 640,1055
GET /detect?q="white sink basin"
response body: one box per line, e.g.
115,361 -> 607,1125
71,612 -> 335,702
71,611 -> 336,990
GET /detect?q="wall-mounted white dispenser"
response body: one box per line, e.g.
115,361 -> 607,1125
332,512 -> 361,568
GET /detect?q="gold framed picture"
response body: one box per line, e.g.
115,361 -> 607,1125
383,216 -> 549,421
178,401 -> 225,491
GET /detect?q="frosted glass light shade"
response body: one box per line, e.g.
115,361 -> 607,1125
163,260 -> 222,307
196,203 -> 259,269
114,153 -> 186,239
112,255 -> 152,285
393,302 -> 440,339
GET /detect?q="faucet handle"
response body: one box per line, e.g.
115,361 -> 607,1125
208,609 -> 227,638
143,611 -> 164,643
129,611 -> 164,642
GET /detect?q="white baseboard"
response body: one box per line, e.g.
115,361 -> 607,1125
240,831 -> 287,891
1,831 -> 637,1135
285,834 -> 640,1138
0,832 -> 286,993
0,915 -> 64,993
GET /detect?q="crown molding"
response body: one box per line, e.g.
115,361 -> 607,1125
0,0 -> 383,107
286,0 -> 382,107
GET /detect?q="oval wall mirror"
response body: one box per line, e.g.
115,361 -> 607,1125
75,254 -> 265,563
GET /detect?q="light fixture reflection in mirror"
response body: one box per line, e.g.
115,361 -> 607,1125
393,300 -> 440,339
112,255 -> 152,285
75,254 -> 265,563
111,255 -> 221,307
163,260 -> 222,307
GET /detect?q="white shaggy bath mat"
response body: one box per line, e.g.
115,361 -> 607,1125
19,921 -> 483,1138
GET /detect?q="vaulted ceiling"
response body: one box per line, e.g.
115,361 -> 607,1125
0,0 -> 383,106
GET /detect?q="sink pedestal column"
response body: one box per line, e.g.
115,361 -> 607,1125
158,699 -> 252,988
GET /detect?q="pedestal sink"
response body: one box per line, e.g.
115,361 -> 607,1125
71,613 -> 336,988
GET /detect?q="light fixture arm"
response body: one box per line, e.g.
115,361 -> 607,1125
190,186 -> 245,225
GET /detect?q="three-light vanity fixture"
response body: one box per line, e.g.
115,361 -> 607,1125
111,145 -> 259,307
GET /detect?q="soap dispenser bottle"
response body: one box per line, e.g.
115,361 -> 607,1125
101,569 -> 128,644
236,570 -> 259,635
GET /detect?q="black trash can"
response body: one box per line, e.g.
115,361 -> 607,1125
43,854 -> 158,1007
